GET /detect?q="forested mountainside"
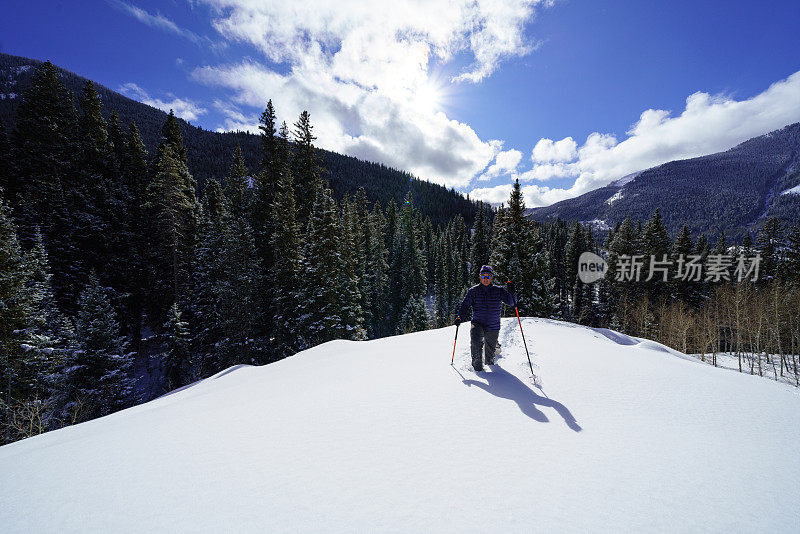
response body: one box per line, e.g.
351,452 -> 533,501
0,53 -> 477,228
529,123 -> 800,242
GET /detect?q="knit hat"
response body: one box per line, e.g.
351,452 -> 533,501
479,265 -> 494,276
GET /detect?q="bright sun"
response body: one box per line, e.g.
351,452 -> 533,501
413,78 -> 445,113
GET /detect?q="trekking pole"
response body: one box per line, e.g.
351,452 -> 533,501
514,305 -> 537,382
450,323 -> 459,365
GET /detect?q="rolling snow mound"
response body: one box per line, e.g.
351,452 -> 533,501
1,318 -> 798,532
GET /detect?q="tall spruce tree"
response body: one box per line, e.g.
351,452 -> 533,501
0,194 -> 33,404
252,101 -> 278,270
388,191 -> 428,331
21,231 -> 75,396
298,186 -> 348,346
0,122 -> 11,196
270,122 -> 302,357
489,180 -> 555,318
641,208 -> 672,302
121,121 -> 150,356
145,142 -> 199,323
672,224 -> 696,305
157,110 -> 188,164
756,218 -> 782,282
225,145 -> 249,219
337,200 -> 366,340
564,221 -> 585,320
214,217 -> 264,365
469,202 -> 491,280
162,302 -> 190,392
107,110 -> 126,167
63,272 -> 134,422
364,203 -> 389,338
784,225 -> 800,284
292,110 -> 323,225
11,61 -> 81,309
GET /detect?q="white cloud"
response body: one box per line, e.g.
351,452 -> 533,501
478,148 -> 523,180
516,162 -> 576,181
469,182 -> 554,207
119,82 -> 207,122
110,1 -> 205,44
485,70 -> 800,205
531,136 -> 577,162
190,0 -> 551,188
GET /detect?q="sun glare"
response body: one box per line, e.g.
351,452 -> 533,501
414,79 -> 443,112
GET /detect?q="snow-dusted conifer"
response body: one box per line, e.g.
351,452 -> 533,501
65,271 -> 133,421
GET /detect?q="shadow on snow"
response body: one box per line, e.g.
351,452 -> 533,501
460,364 -> 582,432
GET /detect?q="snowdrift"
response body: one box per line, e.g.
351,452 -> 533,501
1,318 -> 798,532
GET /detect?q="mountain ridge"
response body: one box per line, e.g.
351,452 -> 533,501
528,122 -> 800,240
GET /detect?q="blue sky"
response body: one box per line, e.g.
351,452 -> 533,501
2,0 -> 799,205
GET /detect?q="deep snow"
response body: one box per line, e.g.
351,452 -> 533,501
1,317 -> 798,533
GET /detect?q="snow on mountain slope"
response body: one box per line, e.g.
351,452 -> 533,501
1,318 -> 798,533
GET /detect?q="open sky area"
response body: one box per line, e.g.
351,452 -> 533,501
2,0 -> 799,206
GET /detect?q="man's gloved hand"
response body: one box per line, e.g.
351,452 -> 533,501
455,316 -> 461,326
506,281 -> 515,294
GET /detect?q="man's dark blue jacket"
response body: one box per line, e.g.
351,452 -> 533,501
457,284 -> 516,331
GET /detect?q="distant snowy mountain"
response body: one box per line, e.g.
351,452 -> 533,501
528,123 -> 800,241
2,318 -> 798,532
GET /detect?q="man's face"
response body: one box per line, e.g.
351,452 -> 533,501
480,274 -> 492,286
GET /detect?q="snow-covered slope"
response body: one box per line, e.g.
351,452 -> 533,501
1,318 -> 798,532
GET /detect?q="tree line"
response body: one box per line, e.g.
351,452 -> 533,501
552,210 -> 800,386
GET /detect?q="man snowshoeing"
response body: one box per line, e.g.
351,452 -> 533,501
455,265 -> 516,372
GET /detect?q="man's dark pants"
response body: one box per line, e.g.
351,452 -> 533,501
470,322 -> 499,371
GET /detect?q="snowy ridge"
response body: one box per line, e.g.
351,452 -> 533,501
781,183 -> 800,195
1,318 -> 798,532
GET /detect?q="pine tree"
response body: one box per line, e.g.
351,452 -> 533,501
145,143 -> 199,322
157,110 -> 188,164
0,122 -> 11,197
489,180 -> 555,318
250,104 -> 281,340
397,296 -> 430,334
270,123 -> 303,356
564,221 -> 584,320
258,100 -> 279,179
364,203 -> 389,338
107,110 -> 126,167
63,271 -> 134,422
672,224 -> 695,305
121,121 -> 150,356
784,225 -> 800,284
756,218 -> 782,282
298,186 -> 347,346
388,191 -> 427,330
0,194 -> 33,404
162,303 -> 190,392
469,202 -> 491,280
202,177 -> 231,226
188,216 -> 224,375
641,208 -> 672,302
292,110 -> 323,225
713,231 -> 727,255
75,81 -> 130,321
214,217 -> 264,365
11,61 -> 82,309
225,145 -> 249,219
337,200 -> 366,340
21,231 -> 75,395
